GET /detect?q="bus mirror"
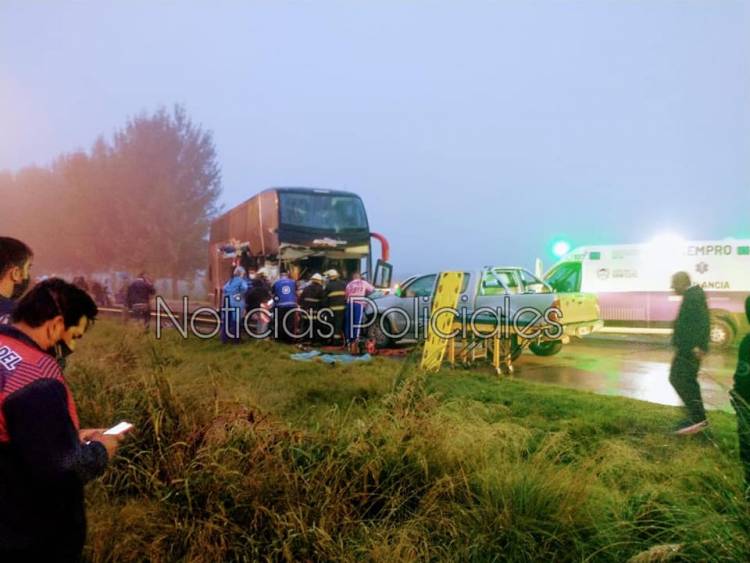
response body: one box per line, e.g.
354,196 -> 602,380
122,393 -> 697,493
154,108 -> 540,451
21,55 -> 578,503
374,260 -> 393,288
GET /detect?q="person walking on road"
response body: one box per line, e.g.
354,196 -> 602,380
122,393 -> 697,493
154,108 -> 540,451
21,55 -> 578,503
669,271 -> 710,435
0,237 -> 33,325
731,296 -> 750,498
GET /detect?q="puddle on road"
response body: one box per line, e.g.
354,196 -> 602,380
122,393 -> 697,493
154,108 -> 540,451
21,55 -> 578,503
516,341 -> 738,411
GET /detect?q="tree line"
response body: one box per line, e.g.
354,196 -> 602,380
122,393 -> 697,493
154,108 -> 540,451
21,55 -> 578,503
0,105 -> 221,285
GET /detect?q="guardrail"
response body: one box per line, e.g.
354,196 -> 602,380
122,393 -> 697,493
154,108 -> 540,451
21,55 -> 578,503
97,306 -> 220,326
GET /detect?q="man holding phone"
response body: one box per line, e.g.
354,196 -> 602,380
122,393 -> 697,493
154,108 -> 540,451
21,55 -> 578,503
0,279 -> 132,562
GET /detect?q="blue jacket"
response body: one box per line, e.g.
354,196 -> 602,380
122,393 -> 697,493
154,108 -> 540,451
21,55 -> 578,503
273,277 -> 297,308
223,276 -> 249,312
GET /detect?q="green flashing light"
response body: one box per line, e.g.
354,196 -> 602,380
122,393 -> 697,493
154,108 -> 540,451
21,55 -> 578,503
552,241 -> 571,258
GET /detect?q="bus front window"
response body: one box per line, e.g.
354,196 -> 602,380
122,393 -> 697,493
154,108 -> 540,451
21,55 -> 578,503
279,193 -> 368,232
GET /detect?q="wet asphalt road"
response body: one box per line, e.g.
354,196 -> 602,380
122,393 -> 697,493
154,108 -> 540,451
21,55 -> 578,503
511,334 -> 739,412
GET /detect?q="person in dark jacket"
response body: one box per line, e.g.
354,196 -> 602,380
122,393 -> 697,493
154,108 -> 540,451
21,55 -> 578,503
0,237 -> 34,325
245,274 -> 272,338
731,296 -> 750,498
126,272 -> 156,329
323,269 -> 347,345
669,271 -> 710,435
300,273 -> 326,341
0,279 -> 129,562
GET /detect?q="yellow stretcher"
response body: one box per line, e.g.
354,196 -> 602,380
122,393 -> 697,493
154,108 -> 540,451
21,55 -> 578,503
421,272 -> 551,376
420,272 -> 465,372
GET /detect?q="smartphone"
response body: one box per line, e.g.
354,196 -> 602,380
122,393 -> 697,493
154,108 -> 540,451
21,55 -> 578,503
103,421 -> 134,436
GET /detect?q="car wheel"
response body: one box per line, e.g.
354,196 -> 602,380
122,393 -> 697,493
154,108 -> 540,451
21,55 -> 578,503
709,318 -> 735,349
530,340 -> 563,357
368,317 -> 394,349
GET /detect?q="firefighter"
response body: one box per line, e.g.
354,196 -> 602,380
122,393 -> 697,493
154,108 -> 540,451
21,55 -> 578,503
300,273 -> 325,341
323,269 -> 347,345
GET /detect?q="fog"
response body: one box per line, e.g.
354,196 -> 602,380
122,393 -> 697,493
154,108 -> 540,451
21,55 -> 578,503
1,1 -> 748,277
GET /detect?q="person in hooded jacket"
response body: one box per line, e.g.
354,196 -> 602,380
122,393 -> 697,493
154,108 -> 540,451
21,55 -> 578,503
731,296 -> 750,498
669,271 -> 710,435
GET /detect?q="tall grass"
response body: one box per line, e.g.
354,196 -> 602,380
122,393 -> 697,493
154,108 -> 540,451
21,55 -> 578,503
67,323 -> 750,562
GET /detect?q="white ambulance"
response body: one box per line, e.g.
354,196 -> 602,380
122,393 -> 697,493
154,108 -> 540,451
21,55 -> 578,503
544,238 -> 750,348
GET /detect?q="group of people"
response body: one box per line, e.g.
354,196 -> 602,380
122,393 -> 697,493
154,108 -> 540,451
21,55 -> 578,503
221,266 -> 374,353
3,234 -> 750,560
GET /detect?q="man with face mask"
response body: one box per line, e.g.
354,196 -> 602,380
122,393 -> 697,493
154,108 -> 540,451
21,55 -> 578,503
0,237 -> 34,325
0,278 -> 128,562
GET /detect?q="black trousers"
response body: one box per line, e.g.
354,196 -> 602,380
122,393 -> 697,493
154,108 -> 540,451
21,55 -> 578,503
731,389 -> 750,491
669,350 -> 706,424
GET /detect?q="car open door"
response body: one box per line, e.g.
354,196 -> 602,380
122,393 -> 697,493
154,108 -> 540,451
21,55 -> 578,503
544,262 -> 600,330
373,259 -> 393,289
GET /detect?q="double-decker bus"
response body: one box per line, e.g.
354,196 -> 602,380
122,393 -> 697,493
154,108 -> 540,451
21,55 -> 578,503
209,187 -> 392,304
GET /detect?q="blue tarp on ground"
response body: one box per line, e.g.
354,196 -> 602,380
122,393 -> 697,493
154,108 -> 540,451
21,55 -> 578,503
290,350 -> 372,364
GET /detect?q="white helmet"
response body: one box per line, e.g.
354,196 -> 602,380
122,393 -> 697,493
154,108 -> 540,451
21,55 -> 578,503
324,269 -> 339,279
311,273 -> 324,283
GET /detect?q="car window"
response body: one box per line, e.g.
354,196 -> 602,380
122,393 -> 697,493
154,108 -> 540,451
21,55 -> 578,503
404,274 -> 437,297
481,270 -> 519,295
545,262 -> 582,293
461,273 -> 471,293
519,269 -> 549,293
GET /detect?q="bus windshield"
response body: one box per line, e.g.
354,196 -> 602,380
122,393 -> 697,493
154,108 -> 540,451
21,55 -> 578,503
279,192 -> 368,233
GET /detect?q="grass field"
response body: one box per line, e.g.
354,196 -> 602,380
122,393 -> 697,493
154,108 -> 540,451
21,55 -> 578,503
68,322 -> 750,562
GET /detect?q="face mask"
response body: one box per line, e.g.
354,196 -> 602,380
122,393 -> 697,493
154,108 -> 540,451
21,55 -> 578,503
46,340 -> 73,371
11,276 -> 30,300
56,339 -> 74,359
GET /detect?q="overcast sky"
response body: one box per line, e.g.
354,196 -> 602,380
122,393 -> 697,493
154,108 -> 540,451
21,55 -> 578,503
1,1 -> 748,275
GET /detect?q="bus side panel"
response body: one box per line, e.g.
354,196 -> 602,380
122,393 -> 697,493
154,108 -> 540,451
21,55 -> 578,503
260,190 -> 279,256
209,212 -> 230,245
247,195 -> 263,257
229,204 -> 248,243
